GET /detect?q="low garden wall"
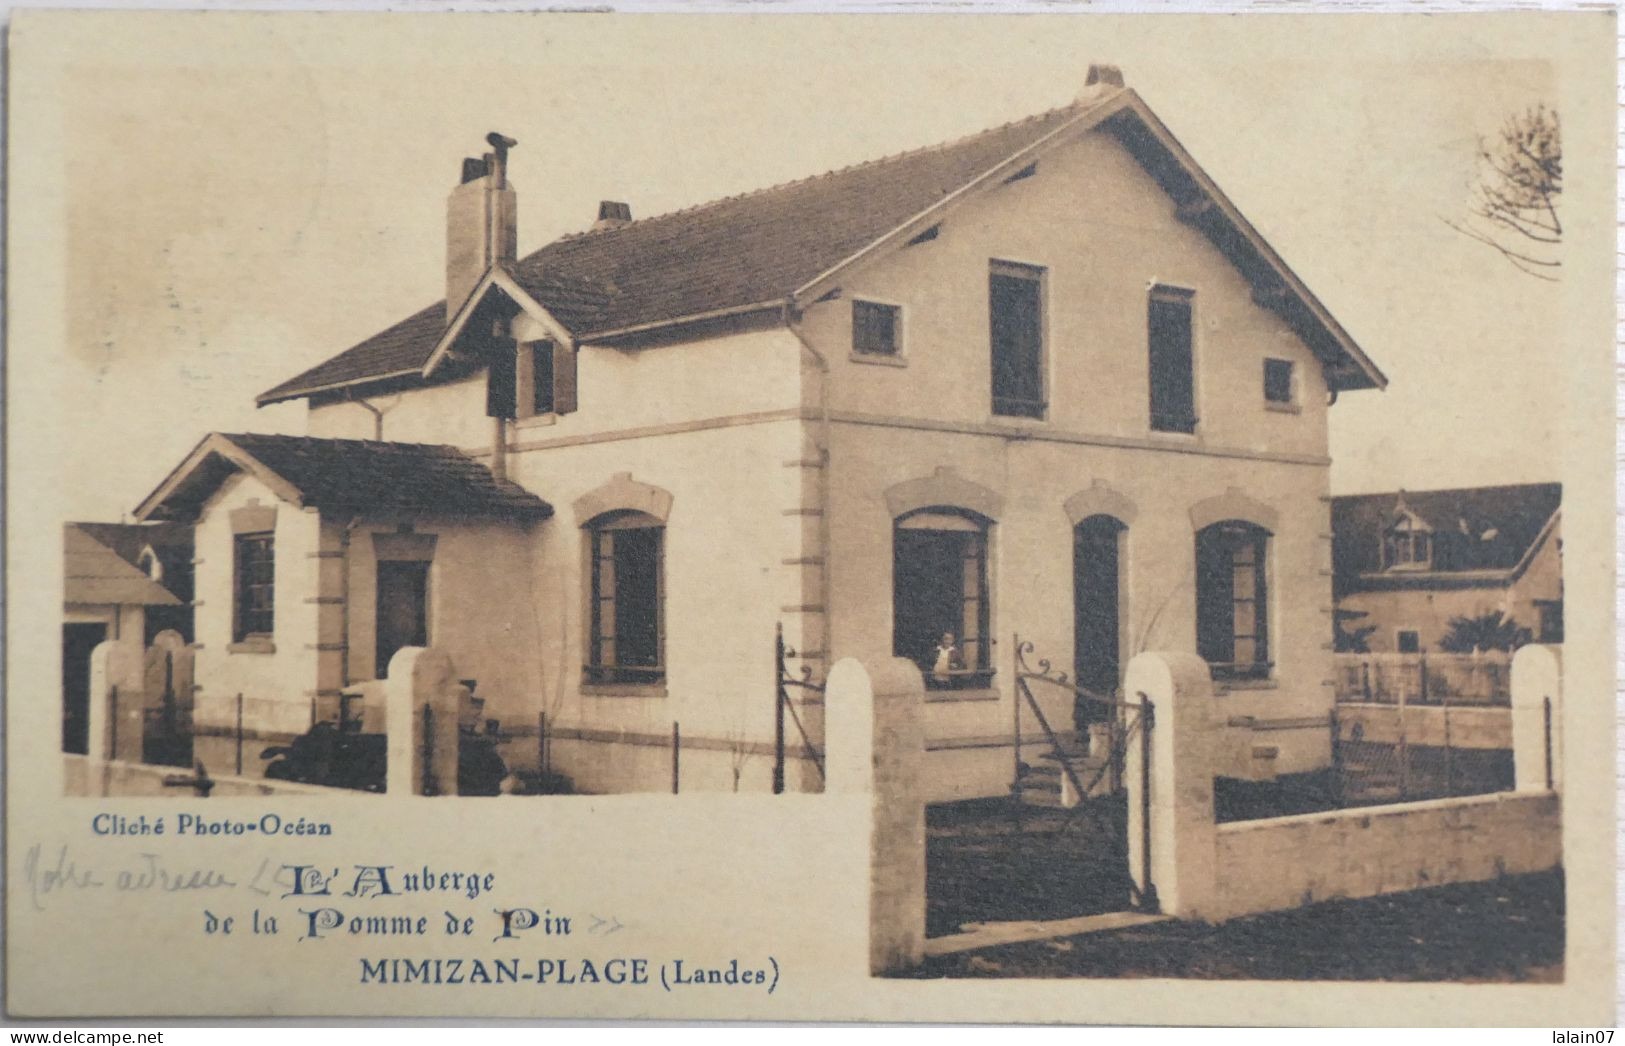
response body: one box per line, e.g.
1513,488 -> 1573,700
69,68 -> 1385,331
1210,791 -> 1559,920
1123,644 -> 1564,925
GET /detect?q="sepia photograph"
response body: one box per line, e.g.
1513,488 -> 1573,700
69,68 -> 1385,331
7,7 -> 1616,1024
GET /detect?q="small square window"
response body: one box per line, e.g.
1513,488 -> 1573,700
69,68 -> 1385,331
1263,358 -> 1295,404
1397,630 -> 1421,654
853,301 -> 900,357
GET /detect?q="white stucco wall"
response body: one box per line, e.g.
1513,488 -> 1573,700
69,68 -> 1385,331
306,325 -> 804,450
339,518 -> 545,728
797,128 -> 1332,461
508,419 -> 804,744
192,472 -> 322,727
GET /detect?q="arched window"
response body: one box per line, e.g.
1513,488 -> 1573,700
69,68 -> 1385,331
1074,515 -> 1127,700
893,508 -> 992,690
584,511 -> 664,685
1195,520 -> 1270,680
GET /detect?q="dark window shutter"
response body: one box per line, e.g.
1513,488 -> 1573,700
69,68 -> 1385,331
553,341 -> 578,415
1149,292 -> 1196,432
486,340 -> 517,418
1195,526 -> 1234,665
990,270 -> 1044,417
531,341 -> 555,415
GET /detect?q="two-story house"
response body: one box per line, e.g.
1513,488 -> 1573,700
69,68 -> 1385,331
130,65 -> 1386,795
1332,483 -> 1562,654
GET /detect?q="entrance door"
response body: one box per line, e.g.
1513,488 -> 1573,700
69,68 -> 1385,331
1073,516 -> 1126,726
376,561 -> 430,678
62,622 -> 107,754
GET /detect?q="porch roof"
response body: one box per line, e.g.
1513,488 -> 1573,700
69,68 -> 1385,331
134,432 -> 554,525
65,524 -> 183,607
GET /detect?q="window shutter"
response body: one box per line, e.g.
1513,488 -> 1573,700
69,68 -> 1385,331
552,341 -> 578,414
1149,290 -> 1196,432
531,341 -> 555,415
990,267 -> 1044,417
486,339 -> 517,418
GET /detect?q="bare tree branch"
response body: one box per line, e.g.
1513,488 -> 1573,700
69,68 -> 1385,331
1439,217 -> 1560,281
1445,104 -> 1562,280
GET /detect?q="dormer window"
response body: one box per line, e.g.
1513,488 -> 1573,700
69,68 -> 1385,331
1382,512 -> 1433,570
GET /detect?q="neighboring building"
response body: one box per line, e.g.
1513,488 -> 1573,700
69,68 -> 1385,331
1331,483 -> 1562,654
128,65 -> 1387,795
63,521 -> 194,752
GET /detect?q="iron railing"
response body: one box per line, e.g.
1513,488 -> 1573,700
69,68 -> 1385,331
773,623 -> 826,793
1333,652 -> 1511,706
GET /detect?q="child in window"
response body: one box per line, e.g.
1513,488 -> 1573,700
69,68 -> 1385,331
931,632 -> 962,684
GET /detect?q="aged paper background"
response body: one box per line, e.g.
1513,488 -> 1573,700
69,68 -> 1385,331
5,9 -> 1617,1024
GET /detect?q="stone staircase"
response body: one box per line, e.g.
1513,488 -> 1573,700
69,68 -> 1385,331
1014,730 -> 1113,808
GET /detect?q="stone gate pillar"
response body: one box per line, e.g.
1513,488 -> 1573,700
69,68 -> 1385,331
1511,644 -> 1562,793
384,647 -> 462,796
826,655 -> 926,975
87,639 -> 146,765
1123,650 -> 1218,921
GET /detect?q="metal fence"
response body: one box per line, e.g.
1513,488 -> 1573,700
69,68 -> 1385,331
1332,652 -> 1512,707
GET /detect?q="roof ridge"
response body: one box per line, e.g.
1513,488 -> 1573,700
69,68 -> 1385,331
221,431 -> 465,454
1335,481 -> 1561,501
540,100 -> 1085,247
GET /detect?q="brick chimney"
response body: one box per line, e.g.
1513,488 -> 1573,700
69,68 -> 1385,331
446,132 -> 518,324
592,200 -> 632,232
1076,63 -> 1125,104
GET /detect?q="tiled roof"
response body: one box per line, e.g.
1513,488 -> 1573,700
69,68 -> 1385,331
65,524 -> 183,607
73,521 -> 191,562
1331,483 -> 1561,591
257,103 -> 1085,404
139,433 -> 554,524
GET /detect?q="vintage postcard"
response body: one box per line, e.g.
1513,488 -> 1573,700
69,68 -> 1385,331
4,8 -> 1617,1026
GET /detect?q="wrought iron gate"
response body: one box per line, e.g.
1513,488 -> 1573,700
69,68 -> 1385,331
773,623 -> 826,793
1011,634 -> 1158,913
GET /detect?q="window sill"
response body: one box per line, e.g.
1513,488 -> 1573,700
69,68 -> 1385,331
1214,678 -> 1278,693
1148,426 -> 1200,440
515,412 -> 559,430
988,415 -> 1049,434
581,682 -> 668,699
991,409 -> 1048,425
850,352 -> 907,368
228,639 -> 276,655
1264,401 -> 1302,414
924,687 -> 1001,704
